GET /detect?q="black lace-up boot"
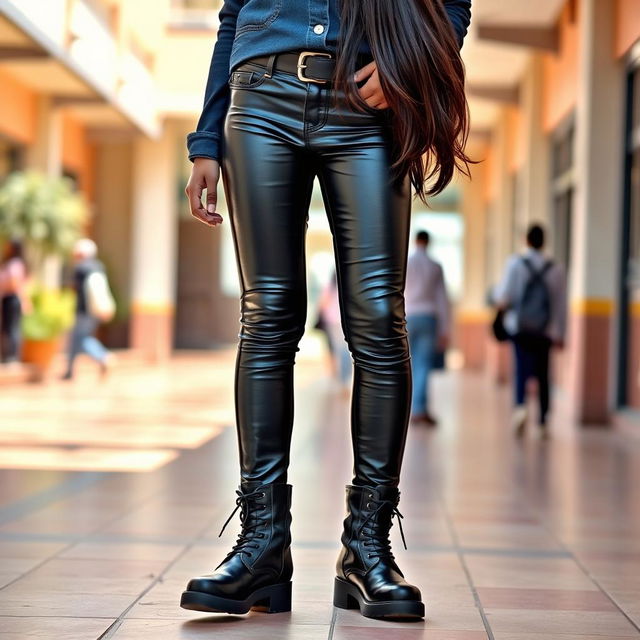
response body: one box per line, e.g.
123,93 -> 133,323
334,485 -> 425,619
180,481 -> 293,614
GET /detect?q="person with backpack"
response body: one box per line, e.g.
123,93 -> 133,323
494,224 -> 567,438
61,238 -> 115,381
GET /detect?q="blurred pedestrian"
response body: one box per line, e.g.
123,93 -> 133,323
318,269 -> 352,394
0,239 -> 29,364
61,238 -> 114,381
405,230 -> 451,426
494,224 -> 567,438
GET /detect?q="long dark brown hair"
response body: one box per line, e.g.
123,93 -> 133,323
335,0 -> 473,203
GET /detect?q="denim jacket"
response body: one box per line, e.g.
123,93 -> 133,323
187,0 -> 472,162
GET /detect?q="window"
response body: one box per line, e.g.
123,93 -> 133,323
618,60 -> 640,408
550,117 -> 575,274
0,137 -> 23,182
169,0 -> 219,29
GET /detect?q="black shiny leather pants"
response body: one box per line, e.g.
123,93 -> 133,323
221,56 -> 413,489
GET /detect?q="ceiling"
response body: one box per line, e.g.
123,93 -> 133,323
461,0 -> 566,132
469,0 -> 566,26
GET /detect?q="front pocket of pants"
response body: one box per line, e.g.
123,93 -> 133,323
228,70 -> 268,90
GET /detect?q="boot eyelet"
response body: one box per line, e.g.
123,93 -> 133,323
366,502 -> 371,509
260,492 -> 266,498
368,494 -> 373,499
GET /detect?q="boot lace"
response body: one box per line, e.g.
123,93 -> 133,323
357,496 -> 407,561
216,487 -> 267,566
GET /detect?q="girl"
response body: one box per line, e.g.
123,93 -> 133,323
181,0 -> 472,620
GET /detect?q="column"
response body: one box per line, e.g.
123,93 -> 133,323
129,121 -> 179,361
485,108 -> 515,384
568,0 -> 624,424
458,140 -> 489,370
25,95 -> 63,288
518,54 -> 551,228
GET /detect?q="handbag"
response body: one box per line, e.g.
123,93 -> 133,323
491,308 -> 510,342
85,271 -> 116,323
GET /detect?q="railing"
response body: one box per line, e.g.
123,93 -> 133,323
67,0 -> 119,93
5,0 -> 158,130
4,0 -> 68,47
167,7 -> 219,30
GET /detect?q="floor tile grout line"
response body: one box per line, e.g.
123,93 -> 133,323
96,504 -> 226,640
439,495 -> 495,640
532,505 -> 640,634
0,481 -> 167,594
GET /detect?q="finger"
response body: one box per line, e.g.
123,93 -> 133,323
192,208 -> 223,227
359,82 -> 378,101
354,60 -> 376,82
204,172 -> 218,215
364,93 -> 386,108
187,182 -> 206,216
187,181 -> 222,226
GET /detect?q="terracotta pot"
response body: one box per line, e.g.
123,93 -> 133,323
21,337 -> 62,382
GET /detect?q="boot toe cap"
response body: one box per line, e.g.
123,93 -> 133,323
374,581 -> 422,602
186,576 -> 220,595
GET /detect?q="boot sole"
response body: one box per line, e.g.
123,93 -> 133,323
180,581 -> 291,615
333,577 -> 425,620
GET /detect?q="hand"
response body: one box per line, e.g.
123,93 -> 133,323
437,334 -> 450,352
354,61 -> 389,110
185,157 -> 224,227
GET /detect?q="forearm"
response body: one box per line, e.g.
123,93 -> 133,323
443,0 -> 472,48
186,0 -> 243,163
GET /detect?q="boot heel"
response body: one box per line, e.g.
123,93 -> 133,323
252,581 -> 292,613
333,577 -> 359,610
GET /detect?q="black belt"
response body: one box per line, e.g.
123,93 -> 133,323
240,50 -> 372,84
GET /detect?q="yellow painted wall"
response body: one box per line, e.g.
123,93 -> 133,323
0,69 -> 37,145
542,0 -> 579,133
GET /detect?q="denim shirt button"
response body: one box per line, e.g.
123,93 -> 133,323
313,24 -> 325,35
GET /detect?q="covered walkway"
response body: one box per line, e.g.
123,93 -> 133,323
0,351 -> 638,639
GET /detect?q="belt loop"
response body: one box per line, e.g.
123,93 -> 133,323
264,53 -> 277,79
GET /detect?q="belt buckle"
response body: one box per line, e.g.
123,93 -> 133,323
297,51 -> 332,84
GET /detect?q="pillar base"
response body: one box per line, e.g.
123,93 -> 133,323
130,303 -> 174,362
567,302 -> 612,425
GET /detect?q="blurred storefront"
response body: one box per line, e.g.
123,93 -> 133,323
1,0 -> 639,426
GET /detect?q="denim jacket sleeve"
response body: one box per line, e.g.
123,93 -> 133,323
443,0 -> 472,49
186,0 -> 243,163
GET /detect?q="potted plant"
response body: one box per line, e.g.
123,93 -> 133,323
0,170 -> 89,379
21,286 -> 76,380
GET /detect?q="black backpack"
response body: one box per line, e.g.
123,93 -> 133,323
516,257 -> 553,336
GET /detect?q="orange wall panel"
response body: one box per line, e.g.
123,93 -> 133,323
506,106 -> 524,174
542,1 -> 579,133
616,0 -> 640,58
61,111 -> 96,202
0,69 -> 37,145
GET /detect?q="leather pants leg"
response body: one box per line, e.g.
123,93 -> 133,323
222,56 -> 413,489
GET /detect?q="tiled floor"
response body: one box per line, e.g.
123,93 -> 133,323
0,345 -> 639,639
